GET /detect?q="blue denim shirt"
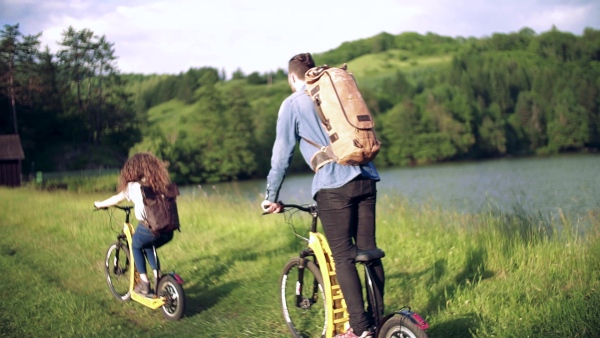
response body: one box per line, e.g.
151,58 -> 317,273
265,84 -> 380,203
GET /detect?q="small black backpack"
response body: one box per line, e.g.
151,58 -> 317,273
141,183 -> 181,235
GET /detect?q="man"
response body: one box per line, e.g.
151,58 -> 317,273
261,52 -> 385,338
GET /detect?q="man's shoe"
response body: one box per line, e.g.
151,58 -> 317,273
334,328 -> 373,338
134,281 -> 151,295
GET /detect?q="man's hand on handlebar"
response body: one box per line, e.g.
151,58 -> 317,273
261,200 -> 283,214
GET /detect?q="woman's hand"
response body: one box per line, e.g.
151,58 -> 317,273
94,191 -> 126,209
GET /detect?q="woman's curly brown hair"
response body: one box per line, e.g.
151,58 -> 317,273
117,152 -> 171,194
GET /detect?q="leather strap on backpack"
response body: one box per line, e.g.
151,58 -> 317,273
302,137 -> 337,172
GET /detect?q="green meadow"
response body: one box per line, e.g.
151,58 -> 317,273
0,187 -> 598,337
346,50 -> 452,80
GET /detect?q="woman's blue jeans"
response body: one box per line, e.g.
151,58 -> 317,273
132,223 -> 173,275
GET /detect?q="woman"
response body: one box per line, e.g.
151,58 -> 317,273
94,152 -> 175,295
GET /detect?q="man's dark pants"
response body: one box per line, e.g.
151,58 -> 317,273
316,175 -> 385,333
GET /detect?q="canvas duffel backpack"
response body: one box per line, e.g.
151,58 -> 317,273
303,64 -> 380,171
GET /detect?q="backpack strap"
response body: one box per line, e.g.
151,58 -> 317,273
302,136 -> 322,150
139,184 -> 154,232
302,137 -> 337,172
305,85 -> 332,131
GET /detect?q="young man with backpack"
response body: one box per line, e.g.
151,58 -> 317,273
261,53 -> 385,338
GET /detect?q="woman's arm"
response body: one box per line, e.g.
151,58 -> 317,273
94,191 -> 126,208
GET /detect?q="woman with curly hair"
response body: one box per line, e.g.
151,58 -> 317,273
94,152 -> 175,295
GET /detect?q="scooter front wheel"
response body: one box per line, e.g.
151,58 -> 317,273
105,242 -> 131,301
158,275 -> 186,320
280,257 -> 327,338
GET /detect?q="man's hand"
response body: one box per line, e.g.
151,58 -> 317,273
261,200 -> 283,213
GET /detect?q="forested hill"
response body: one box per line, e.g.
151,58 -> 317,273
1,24 -> 599,184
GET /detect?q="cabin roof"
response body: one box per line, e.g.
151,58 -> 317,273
0,134 -> 25,160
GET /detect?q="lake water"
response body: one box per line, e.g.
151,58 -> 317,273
183,154 -> 600,217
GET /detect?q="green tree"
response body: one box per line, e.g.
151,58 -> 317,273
0,24 -> 40,133
476,103 -> 507,155
247,71 -> 267,85
511,91 -> 547,152
183,82 -> 224,182
0,24 -> 20,133
219,86 -> 257,179
375,71 -> 415,112
251,84 -> 290,175
546,88 -> 589,152
91,35 -> 119,145
175,69 -> 199,104
231,68 -> 245,80
371,32 -> 396,53
57,26 -> 94,113
379,101 -> 421,166
535,26 -> 578,62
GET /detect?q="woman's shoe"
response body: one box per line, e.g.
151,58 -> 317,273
134,281 -> 150,295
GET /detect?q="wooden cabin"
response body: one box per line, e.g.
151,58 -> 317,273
0,134 -> 25,187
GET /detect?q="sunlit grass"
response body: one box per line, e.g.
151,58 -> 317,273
0,188 -> 598,337
146,99 -> 197,139
346,50 -> 453,80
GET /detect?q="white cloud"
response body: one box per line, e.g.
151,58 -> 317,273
524,3 -> 597,33
2,0 -> 599,75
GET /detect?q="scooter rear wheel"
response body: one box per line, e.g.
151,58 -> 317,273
379,314 -> 429,338
158,275 -> 186,320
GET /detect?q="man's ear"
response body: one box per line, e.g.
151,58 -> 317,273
288,73 -> 297,92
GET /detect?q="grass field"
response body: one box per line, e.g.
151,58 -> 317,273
346,50 -> 453,81
0,187 -> 598,337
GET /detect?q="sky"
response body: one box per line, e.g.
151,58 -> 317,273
1,0 -> 599,77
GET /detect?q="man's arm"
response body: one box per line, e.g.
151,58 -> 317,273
264,99 -> 298,203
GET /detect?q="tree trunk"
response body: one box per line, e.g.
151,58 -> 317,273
8,65 -> 18,133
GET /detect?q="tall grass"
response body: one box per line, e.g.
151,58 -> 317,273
0,188 -> 598,337
28,173 -> 120,193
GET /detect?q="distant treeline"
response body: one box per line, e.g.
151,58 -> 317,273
0,24 -> 138,171
1,23 -> 599,184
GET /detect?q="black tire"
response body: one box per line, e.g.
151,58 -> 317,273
158,275 -> 186,321
378,314 -> 429,338
280,257 -> 327,338
105,242 -> 131,301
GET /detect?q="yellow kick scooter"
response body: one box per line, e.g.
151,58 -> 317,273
100,205 -> 186,320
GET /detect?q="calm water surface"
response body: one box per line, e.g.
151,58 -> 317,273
183,154 -> 600,216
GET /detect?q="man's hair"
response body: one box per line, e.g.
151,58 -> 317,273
288,53 -> 315,80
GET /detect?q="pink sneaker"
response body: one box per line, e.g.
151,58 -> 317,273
334,328 -> 373,338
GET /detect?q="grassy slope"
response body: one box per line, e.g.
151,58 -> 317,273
346,49 -> 453,80
1,188 -> 598,337
144,80 -> 291,140
144,49 -> 453,137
